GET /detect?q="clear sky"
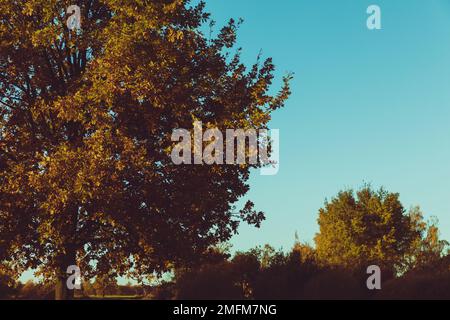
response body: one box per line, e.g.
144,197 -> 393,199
203,0 -> 450,252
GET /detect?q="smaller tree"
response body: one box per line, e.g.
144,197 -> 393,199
314,186 -> 419,276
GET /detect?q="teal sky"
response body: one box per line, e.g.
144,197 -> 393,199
203,0 -> 450,252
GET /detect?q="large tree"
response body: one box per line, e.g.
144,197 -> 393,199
0,0 -> 291,299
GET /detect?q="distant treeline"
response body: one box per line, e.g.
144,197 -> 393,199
153,244 -> 450,300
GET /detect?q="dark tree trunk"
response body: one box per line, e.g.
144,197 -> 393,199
55,204 -> 79,300
55,275 -> 74,300
54,249 -> 76,300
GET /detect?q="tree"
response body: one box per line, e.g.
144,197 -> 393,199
0,0 -> 291,299
314,186 -> 433,277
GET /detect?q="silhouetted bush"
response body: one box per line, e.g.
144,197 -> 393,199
301,269 -> 368,300
253,251 -> 321,299
176,262 -> 243,300
379,273 -> 450,300
231,252 -> 261,298
173,247 -> 324,300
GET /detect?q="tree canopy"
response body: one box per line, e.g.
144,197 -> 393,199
314,186 -> 448,276
0,0 -> 291,299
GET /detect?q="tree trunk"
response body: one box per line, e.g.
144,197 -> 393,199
55,275 -> 74,300
55,204 -> 79,300
54,249 -> 76,300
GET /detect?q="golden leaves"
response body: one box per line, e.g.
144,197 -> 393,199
167,28 -> 185,42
